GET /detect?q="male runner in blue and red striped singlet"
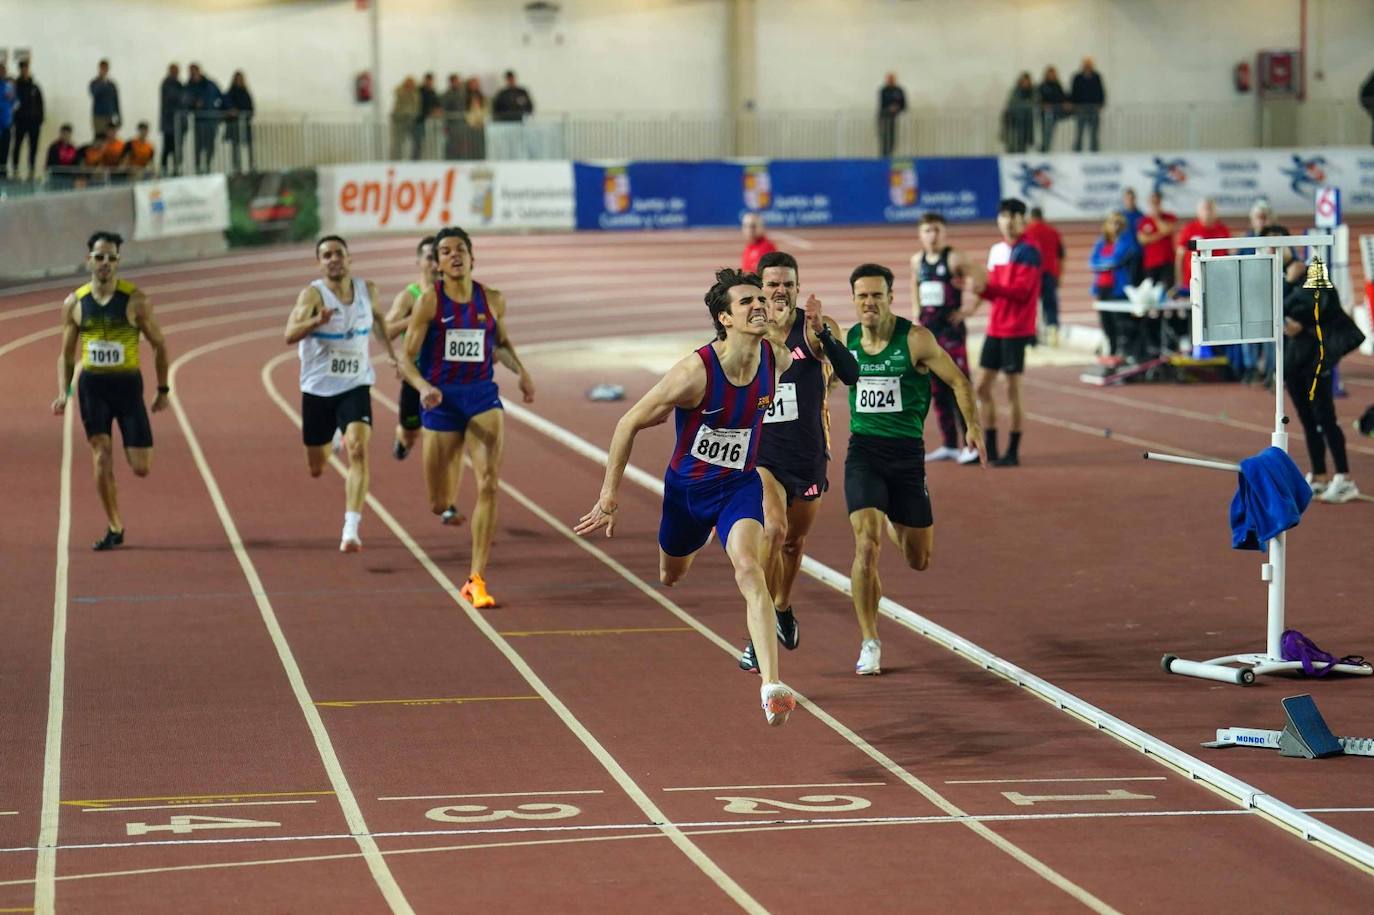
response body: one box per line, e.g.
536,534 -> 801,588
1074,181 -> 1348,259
575,268 -> 798,726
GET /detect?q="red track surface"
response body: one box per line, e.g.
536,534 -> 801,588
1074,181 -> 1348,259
3,223 -> 1373,912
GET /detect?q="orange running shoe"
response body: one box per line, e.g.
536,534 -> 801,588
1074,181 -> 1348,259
461,573 -> 496,608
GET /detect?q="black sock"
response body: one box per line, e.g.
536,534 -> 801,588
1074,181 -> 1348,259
985,429 -> 1000,462
1006,431 -> 1022,459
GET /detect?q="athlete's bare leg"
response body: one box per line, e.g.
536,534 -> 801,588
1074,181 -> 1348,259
975,367 -> 999,431
463,409 -> 504,578
725,518 -> 780,684
393,422 -> 420,454
124,446 -> 152,477
305,445 -> 330,478
757,467 -> 789,598
342,421 -> 370,513
886,518 -> 933,571
422,428 -> 464,514
776,498 -> 821,610
849,508 -> 886,641
659,549 -> 698,587
1004,372 -> 1023,432
89,434 -> 122,533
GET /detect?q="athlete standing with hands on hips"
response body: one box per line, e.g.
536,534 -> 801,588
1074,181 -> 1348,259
284,235 -> 399,552
398,226 -> 536,610
52,231 -> 170,551
576,268 -> 798,726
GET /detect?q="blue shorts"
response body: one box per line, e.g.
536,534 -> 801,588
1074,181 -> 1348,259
421,379 -> 502,433
658,470 -> 764,558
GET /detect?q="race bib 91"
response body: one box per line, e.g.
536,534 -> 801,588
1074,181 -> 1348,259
918,281 -> 946,307
445,328 -> 485,363
763,382 -> 796,424
85,339 -> 126,367
327,349 -> 365,378
690,425 -> 751,470
856,375 -> 902,413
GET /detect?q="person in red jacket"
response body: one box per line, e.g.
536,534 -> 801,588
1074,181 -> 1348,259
1021,207 -> 1064,344
963,198 -> 1041,467
741,212 -> 776,274
1174,197 -> 1229,296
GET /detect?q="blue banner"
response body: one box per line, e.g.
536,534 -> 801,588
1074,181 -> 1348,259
574,157 -> 1001,230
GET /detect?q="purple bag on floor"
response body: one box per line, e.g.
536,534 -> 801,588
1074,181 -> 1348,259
1280,629 -> 1366,677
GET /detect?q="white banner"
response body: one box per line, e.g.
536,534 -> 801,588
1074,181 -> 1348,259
132,174 -> 229,240
999,148 -> 1374,221
325,161 -> 574,233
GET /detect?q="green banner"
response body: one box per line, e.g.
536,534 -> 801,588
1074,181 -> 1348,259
226,169 -> 320,247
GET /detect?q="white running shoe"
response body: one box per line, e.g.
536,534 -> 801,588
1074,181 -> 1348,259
957,447 -> 981,465
761,682 -> 796,727
1319,474 -> 1360,504
1305,472 -> 1327,496
927,445 -> 959,462
856,638 -> 882,675
340,526 -> 362,552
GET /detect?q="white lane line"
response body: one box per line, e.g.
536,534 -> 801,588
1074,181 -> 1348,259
0,302 -> 285,361
664,783 -> 887,793
80,800 -> 320,814
945,777 -> 1168,785
33,400 -> 73,915
378,791 -> 605,802
171,330 -> 414,915
770,231 -> 816,250
498,397 -> 1374,877
261,353 -> 766,915
0,812 -> 17,817
487,470 -> 1120,915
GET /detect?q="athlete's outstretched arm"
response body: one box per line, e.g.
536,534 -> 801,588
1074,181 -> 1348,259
366,281 -> 400,370
806,297 -> 859,385
130,290 -> 170,413
488,289 -> 535,404
52,295 -> 80,415
575,354 -> 705,538
384,288 -> 415,340
911,325 -> 986,466
284,286 -> 329,345
397,289 -> 440,405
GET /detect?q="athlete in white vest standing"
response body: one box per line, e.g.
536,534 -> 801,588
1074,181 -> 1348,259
284,235 -> 399,551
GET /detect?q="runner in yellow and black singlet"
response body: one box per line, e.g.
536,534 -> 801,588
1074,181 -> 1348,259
52,231 -> 171,551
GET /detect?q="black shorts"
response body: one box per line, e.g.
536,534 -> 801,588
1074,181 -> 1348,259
78,371 -> 153,448
302,386 -> 372,447
979,335 -> 1036,375
398,381 -> 422,431
844,434 -> 932,529
758,462 -> 828,505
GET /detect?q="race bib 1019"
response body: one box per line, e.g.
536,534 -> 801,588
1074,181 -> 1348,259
85,339 -> 126,368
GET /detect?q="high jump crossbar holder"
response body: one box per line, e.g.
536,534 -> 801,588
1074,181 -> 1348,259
1145,234 -> 1373,685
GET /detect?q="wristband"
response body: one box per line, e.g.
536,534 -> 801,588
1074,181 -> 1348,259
816,322 -> 833,339
157,385 -> 170,394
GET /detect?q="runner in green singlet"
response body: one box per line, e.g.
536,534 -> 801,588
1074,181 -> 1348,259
843,263 -> 984,675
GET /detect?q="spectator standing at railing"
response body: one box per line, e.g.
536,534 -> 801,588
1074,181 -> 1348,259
159,64 -> 185,176
1069,57 -> 1105,152
0,64 -> 14,180
441,73 -> 466,159
390,77 -> 419,160
224,70 -> 255,174
1001,72 -> 1036,154
1021,207 -> 1064,344
12,60 -> 44,181
122,122 -> 155,178
462,77 -> 487,160
1360,68 -> 1374,144
89,59 -> 120,138
45,123 -> 78,187
492,70 -> 534,122
414,72 -> 441,160
1037,66 -> 1068,152
877,72 -> 906,158
186,64 -> 223,175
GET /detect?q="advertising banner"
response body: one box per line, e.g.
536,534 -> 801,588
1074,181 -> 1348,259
999,148 -> 1374,220
574,157 -> 1001,231
327,161 -> 574,233
226,169 -> 320,247
132,174 -> 230,240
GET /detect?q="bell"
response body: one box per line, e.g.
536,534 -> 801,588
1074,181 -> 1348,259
1303,255 -> 1334,290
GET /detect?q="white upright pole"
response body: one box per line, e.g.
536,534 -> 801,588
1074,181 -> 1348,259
1267,249 -> 1287,661
370,0 -> 383,159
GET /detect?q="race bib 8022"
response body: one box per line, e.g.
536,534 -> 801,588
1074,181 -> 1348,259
445,327 -> 485,363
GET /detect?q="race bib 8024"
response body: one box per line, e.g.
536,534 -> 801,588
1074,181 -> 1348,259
690,425 -> 751,470
445,328 -> 485,363
855,375 -> 902,413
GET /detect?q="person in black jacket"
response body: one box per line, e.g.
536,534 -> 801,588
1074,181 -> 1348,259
11,59 -> 44,180
492,70 -> 533,123
1037,66 -> 1067,152
877,72 -> 906,158
1362,68 -> 1374,145
224,70 -> 254,174
1282,279 -> 1365,503
159,63 -> 184,176
1070,57 -> 1105,152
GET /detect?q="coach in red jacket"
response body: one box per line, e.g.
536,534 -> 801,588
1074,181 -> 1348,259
963,198 -> 1041,467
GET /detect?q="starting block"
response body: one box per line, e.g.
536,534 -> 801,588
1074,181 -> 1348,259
1203,694 -> 1374,758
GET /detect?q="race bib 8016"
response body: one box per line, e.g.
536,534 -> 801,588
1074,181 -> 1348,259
445,328 -> 485,363
855,375 -> 902,413
763,382 -> 796,424
690,425 -> 751,470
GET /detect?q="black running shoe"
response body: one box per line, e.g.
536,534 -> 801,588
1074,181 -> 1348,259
991,454 -> 1020,467
393,439 -> 409,460
93,529 -> 124,551
738,640 -> 759,674
775,606 -> 800,650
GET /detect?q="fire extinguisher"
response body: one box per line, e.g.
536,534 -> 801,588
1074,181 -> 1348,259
1233,61 -> 1251,93
355,72 -> 373,104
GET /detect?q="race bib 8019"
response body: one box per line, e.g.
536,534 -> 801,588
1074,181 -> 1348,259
327,349 -> 365,378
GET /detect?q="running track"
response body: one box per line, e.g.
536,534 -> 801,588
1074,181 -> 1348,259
2,223 -> 1373,912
